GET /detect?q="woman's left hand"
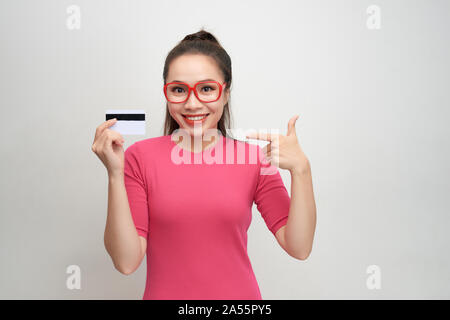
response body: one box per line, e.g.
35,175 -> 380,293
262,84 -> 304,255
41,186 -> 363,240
246,115 -> 311,175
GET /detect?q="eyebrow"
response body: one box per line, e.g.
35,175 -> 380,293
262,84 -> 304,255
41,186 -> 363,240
171,79 -> 216,83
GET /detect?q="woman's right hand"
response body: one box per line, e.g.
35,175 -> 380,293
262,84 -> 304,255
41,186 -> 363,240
92,119 -> 125,176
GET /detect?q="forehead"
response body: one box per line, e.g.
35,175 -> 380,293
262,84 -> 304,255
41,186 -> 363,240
167,54 -> 222,84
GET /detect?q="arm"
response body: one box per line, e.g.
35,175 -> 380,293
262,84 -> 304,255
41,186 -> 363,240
278,163 -> 316,260
104,171 -> 147,275
248,115 -> 317,260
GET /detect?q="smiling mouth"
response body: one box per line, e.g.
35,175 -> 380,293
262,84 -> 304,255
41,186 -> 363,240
182,113 -> 210,120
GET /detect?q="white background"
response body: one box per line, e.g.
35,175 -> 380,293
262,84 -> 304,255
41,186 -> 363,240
1,0 -> 449,299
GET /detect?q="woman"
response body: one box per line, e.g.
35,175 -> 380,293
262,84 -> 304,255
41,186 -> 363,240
92,29 -> 317,300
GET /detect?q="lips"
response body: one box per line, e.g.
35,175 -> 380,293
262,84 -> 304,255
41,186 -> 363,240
182,113 -> 209,118
182,113 -> 209,125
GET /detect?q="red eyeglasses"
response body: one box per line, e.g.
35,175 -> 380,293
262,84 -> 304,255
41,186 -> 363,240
163,80 -> 226,103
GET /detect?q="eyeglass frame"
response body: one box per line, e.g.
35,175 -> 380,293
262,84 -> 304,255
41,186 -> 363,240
163,80 -> 227,103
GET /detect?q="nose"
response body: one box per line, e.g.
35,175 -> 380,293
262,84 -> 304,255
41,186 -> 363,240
184,89 -> 203,110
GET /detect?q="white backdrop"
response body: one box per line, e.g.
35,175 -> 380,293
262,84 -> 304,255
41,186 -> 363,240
1,0 -> 449,299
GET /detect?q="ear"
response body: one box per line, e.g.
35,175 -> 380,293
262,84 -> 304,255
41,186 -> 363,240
223,87 -> 230,106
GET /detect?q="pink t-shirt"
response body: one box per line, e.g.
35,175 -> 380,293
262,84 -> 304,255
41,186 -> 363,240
123,133 -> 290,300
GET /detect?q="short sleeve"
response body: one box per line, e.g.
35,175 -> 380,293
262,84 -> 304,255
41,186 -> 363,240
124,143 -> 149,239
253,147 -> 291,236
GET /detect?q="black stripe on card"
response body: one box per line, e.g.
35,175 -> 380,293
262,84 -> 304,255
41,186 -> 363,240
106,114 -> 145,121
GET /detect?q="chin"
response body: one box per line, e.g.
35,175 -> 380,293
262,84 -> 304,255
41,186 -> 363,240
185,126 -> 209,137
180,120 -> 212,135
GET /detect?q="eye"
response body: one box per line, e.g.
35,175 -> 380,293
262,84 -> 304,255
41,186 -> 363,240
202,86 -> 215,92
171,86 -> 185,93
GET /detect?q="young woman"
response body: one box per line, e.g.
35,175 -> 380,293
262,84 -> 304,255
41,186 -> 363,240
92,29 -> 317,300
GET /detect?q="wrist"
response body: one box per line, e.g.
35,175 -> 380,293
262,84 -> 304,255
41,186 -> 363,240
108,170 -> 124,181
290,161 -> 311,177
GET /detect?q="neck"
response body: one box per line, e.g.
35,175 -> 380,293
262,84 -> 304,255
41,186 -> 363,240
176,132 -> 221,152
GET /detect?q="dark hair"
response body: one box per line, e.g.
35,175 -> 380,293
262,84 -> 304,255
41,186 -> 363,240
162,29 -> 234,139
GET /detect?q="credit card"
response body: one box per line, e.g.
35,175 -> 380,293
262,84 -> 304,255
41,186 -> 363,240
105,109 -> 146,135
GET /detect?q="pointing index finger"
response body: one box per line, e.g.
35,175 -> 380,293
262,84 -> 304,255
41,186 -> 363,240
245,131 -> 273,141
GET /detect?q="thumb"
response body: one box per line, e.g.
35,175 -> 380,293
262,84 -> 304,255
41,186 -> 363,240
287,115 -> 299,136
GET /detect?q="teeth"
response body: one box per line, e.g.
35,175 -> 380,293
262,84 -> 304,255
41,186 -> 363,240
186,115 -> 207,121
